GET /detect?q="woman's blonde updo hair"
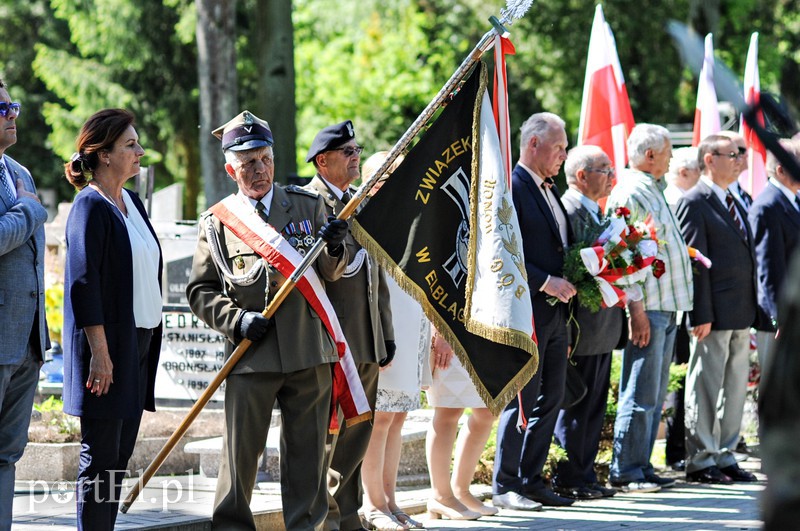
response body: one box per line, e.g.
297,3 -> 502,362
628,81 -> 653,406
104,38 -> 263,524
65,108 -> 136,189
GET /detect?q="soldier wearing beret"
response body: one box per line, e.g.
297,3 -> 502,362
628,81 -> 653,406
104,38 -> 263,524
304,120 -> 396,531
186,111 -> 350,530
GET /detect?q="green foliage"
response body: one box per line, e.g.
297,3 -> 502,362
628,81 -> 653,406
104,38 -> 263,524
33,396 -> 80,436
45,282 -> 64,343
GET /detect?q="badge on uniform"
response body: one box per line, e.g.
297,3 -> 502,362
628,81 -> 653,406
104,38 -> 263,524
234,256 -> 245,270
283,220 -> 315,256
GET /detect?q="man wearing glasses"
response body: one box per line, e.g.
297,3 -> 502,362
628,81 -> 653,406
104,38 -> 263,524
676,134 -> 760,484
304,121 -> 395,531
0,80 -> 49,530
551,145 -> 623,501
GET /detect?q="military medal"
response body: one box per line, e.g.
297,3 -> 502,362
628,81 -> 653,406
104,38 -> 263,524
234,256 -> 245,270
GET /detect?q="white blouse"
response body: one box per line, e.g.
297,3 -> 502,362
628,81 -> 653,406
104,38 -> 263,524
121,192 -> 162,328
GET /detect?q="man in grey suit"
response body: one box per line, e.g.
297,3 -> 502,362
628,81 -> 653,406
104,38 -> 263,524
551,146 -> 624,500
304,121 -> 395,531
0,79 -> 48,530
676,134 -> 759,484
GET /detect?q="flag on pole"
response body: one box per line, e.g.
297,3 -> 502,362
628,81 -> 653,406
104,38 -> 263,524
692,33 -> 721,146
578,4 -> 635,177
740,32 -> 768,198
352,63 -> 538,414
493,35 -> 515,186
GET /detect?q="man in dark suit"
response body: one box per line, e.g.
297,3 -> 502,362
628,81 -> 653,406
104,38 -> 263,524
551,145 -> 624,500
187,111 -> 350,530
676,134 -> 760,484
0,80 -> 48,530
303,121 -> 395,531
748,138 -> 800,376
719,130 -> 754,210
492,112 -> 576,511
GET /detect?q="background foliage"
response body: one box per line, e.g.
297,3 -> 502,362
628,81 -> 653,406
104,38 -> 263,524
0,0 -> 796,216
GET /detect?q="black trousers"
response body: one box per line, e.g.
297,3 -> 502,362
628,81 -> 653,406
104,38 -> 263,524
665,314 -> 690,464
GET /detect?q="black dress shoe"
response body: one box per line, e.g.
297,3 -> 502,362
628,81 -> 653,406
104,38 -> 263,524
687,466 -> 733,484
644,473 -> 676,488
720,464 -> 758,482
524,488 -> 575,507
586,483 -> 617,497
669,460 -> 686,472
553,485 -> 603,500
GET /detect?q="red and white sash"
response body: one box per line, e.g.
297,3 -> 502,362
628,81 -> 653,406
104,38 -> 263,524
209,194 -> 371,432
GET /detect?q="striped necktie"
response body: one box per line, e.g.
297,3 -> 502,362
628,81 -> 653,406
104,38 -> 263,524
0,163 -> 15,202
725,190 -> 746,237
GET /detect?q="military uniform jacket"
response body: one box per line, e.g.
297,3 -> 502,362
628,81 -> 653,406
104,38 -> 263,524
186,184 -> 347,374
304,175 -> 394,364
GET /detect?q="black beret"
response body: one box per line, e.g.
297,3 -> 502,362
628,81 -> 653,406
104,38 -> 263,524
305,120 -> 356,162
212,110 -> 274,152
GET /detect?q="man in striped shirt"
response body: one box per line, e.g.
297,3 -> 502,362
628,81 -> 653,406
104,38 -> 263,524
605,124 -> 694,493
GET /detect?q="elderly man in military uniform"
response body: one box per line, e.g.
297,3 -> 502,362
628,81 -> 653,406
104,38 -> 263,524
304,121 -> 395,531
186,111 -> 349,530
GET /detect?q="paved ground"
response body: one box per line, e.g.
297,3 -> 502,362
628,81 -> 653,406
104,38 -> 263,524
13,458 -> 764,530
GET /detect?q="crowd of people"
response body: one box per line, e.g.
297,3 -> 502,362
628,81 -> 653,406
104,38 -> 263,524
0,68 -> 798,531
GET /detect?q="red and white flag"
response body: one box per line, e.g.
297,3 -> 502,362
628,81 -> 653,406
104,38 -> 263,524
578,4 -> 635,177
692,33 -> 721,146
493,35 -> 515,186
740,32 -> 768,198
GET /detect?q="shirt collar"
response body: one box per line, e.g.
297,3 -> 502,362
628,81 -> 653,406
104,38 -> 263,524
518,162 -> 546,188
700,175 -> 728,204
768,176 -> 799,205
319,175 -> 348,200
238,187 -> 274,214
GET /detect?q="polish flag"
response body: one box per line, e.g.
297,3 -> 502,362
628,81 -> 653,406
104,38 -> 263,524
578,4 -> 635,178
692,34 -> 721,146
740,32 -> 768,198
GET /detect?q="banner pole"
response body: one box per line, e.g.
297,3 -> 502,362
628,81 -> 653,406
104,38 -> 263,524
121,0 -> 533,513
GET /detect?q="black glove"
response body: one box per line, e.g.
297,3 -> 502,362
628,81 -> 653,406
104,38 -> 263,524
319,216 -> 348,255
238,311 -> 271,342
380,340 -> 396,367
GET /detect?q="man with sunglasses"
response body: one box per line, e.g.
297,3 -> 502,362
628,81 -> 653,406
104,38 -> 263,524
304,121 -> 395,531
718,130 -> 754,210
0,80 -> 49,530
676,134 -> 760,484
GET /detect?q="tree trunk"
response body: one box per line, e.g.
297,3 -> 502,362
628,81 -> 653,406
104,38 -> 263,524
255,0 -> 298,184
196,0 -> 239,210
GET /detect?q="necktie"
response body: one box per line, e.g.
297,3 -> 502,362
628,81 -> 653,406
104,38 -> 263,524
795,195 -> 800,213
0,163 -> 14,202
341,190 -> 352,204
725,190 -> 746,237
541,181 -> 566,246
255,201 -> 269,223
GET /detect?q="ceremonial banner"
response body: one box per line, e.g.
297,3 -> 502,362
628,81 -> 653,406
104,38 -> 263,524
740,32 -> 768,198
352,64 -> 538,414
692,33 -> 721,146
493,35 -> 515,186
578,4 -> 635,178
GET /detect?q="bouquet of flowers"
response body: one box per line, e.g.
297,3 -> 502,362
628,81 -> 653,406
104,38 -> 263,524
558,206 -> 665,312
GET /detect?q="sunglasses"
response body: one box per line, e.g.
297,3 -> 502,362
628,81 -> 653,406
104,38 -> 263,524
585,166 -> 615,176
712,151 -> 744,160
0,102 -> 21,118
330,145 -> 364,158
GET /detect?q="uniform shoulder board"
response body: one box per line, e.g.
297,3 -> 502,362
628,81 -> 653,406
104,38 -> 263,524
285,184 -> 319,198
199,210 -> 214,221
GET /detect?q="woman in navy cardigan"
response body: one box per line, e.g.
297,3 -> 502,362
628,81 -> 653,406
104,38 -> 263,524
62,109 -> 163,530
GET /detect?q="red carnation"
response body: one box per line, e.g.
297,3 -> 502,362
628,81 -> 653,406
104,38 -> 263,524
615,206 -> 631,218
652,259 -> 666,279
634,255 -> 645,269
